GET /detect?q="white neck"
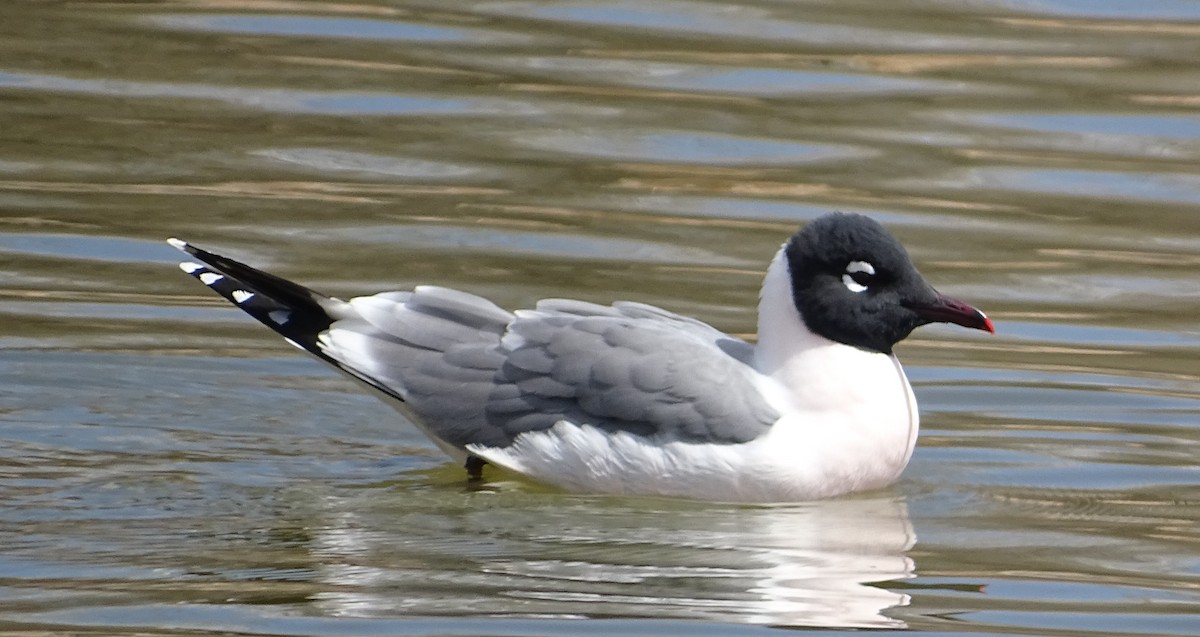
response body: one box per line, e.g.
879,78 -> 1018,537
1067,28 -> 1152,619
754,246 -> 831,384
752,247 -> 916,420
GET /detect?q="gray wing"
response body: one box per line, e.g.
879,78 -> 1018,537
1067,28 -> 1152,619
488,301 -> 779,444
330,292 -> 780,449
169,240 -> 776,451
320,286 -> 515,448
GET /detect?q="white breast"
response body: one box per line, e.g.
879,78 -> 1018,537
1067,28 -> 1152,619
745,246 -> 921,498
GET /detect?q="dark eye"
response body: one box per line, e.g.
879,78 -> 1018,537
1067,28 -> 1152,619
842,260 -> 876,293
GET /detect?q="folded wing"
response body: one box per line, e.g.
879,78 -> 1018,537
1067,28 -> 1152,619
172,240 -> 780,455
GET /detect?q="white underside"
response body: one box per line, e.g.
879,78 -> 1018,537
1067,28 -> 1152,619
468,248 -> 921,503
469,356 -> 917,503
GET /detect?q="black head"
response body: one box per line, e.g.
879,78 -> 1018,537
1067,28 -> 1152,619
784,213 -> 992,354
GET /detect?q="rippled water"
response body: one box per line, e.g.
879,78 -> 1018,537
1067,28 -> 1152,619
2,1 -> 1199,635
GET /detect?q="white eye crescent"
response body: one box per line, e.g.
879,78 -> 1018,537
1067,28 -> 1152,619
842,260 -> 875,293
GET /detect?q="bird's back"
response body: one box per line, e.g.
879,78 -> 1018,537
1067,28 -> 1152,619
322,290 -> 778,452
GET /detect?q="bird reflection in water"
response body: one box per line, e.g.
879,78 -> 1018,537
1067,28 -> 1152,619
304,489 -> 915,629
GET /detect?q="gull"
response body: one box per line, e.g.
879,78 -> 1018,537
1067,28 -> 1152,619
169,212 -> 992,502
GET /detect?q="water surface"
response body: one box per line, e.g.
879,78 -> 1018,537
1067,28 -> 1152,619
2,1 -> 1199,635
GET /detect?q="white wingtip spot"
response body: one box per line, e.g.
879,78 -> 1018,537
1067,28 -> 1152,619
199,272 -> 224,285
167,238 -> 188,250
179,262 -> 203,274
283,337 -> 307,351
232,290 -> 255,304
268,310 -> 291,325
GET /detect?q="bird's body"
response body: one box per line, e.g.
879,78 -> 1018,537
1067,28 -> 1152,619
171,213 -> 991,502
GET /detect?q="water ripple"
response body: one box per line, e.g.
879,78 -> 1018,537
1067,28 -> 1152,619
0,71 -> 540,116
150,14 -> 534,45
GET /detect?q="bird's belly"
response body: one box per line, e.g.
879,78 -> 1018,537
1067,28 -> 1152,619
467,410 -> 915,503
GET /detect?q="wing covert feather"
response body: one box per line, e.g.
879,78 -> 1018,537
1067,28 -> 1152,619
319,290 -> 778,449
485,310 -> 779,444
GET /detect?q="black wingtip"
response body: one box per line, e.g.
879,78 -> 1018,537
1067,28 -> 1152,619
170,237 -> 328,340
168,239 -> 333,312
169,239 -> 410,405
167,237 -> 204,260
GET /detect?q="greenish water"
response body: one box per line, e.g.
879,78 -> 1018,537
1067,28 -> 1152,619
2,1 -> 1199,635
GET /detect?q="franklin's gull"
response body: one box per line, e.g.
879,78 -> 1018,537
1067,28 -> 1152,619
169,213 -> 992,502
